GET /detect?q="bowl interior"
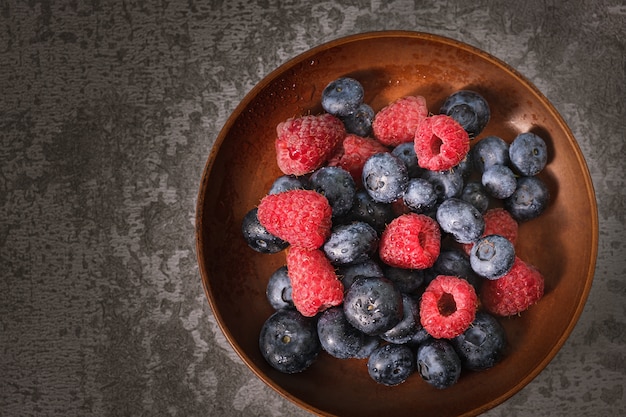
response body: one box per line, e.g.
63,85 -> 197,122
196,31 -> 598,417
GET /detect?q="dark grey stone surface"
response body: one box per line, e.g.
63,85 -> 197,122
1,1 -> 624,416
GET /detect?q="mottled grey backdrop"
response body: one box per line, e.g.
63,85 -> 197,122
1,1 -> 624,416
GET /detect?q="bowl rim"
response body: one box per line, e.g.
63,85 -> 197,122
195,30 -> 599,417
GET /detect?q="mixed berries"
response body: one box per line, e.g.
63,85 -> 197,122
245,76 -> 551,388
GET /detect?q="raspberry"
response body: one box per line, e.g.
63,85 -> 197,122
481,256 -> 545,317
379,213 -> 441,269
257,189 -> 332,250
462,207 -> 519,254
372,95 -> 429,147
286,247 -> 344,317
420,275 -> 478,339
414,114 -> 470,171
327,134 -> 389,184
275,113 -> 346,176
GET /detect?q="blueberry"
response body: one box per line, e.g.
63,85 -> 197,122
451,311 -> 507,371
440,90 -> 490,138
461,181 -> 490,214
436,198 -> 485,244
266,266 -> 294,310
416,339 -> 462,389
321,77 -> 365,117
362,153 -> 409,204
310,166 -> 356,218
323,222 -> 379,265
383,265 -> 425,294
403,178 -> 438,214
469,234 -> 516,280
259,309 -> 321,374
241,208 -> 289,253
453,152 -> 474,179
381,294 -> 425,345
343,276 -> 403,335
422,169 -> 464,203
268,175 -> 307,194
509,132 -> 548,176
336,259 -> 385,291
504,175 -> 550,222
472,135 -> 510,173
317,306 -> 379,359
367,344 -> 416,386
347,189 -> 396,233
341,103 -> 375,137
391,142 -> 424,178
482,164 -> 517,199
433,249 -> 479,289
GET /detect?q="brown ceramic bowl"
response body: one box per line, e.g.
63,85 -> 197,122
196,31 -> 598,417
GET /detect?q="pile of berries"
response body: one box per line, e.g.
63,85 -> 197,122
242,77 -> 550,388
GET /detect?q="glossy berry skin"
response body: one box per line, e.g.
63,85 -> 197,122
504,175 -> 550,222
451,311 -> 506,371
268,175 -> 307,194
433,249 -> 479,289
392,142 -> 424,178
469,234 -> 516,280
241,208 -> 289,254
321,77 -> 365,117
362,152 -> 409,204
439,90 -> 491,138
381,293 -> 425,344
259,309 -> 321,374
347,189 -> 396,233
343,276 -> 403,336
403,178 -> 438,214
323,222 -> 379,265
482,164 -> 517,199
266,266 -> 294,310
472,135 -> 510,173
336,259 -> 384,291
422,169 -> 464,203
461,181 -> 490,214
383,266 -> 425,294
317,306 -> 379,359
367,344 -> 416,386
342,103 -> 375,137
417,339 -> 462,389
310,166 -> 356,218
436,198 -> 485,244
509,132 -> 548,176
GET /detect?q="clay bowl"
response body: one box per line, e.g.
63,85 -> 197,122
196,31 -> 598,417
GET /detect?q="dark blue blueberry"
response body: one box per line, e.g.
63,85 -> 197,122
381,294 -> 424,345
268,175 -> 307,194
451,311 -> 507,371
416,339 -> 462,389
321,77 -> 364,117
341,103 -> 375,137
472,135 -> 510,173
259,309 -> 320,374
266,266 -> 293,310
422,169 -> 464,203
383,265 -> 425,294
343,276 -> 403,335
347,189 -> 396,233
391,142 -> 424,178
403,178 -> 438,214
323,222 -> 379,265
309,166 -> 356,218
336,259 -> 384,291
461,181 -> 490,214
482,164 -> 517,199
509,132 -> 548,176
362,153 -> 409,204
367,344 -> 415,386
452,152 -> 474,179
439,90 -> 491,138
469,234 -> 516,280
504,175 -> 550,222
436,198 -> 485,244
317,306 -> 379,359
241,208 -> 289,253
433,249 -> 479,289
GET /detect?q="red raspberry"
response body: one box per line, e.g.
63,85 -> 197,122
372,95 -> 429,147
286,247 -> 344,317
327,134 -> 389,184
414,114 -> 470,171
275,113 -> 346,176
379,213 -> 441,269
257,189 -> 332,250
462,208 -> 519,254
420,275 -> 478,339
481,256 -> 545,317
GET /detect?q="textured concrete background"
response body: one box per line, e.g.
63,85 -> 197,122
1,1 -> 624,416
